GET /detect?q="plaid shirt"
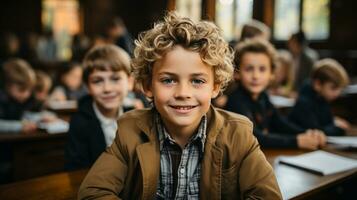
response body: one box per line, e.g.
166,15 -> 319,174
155,111 -> 207,200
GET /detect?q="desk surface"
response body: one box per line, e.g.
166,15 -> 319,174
263,148 -> 357,200
0,148 -> 355,200
0,169 -> 87,200
0,132 -> 66,143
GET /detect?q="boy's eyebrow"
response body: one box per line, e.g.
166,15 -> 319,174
157,72 -> 209,77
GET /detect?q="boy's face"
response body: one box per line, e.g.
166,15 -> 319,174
239,52 -> 273,99
145,45 -> 219,133
62,67 -> 83,91
87,69 -> 133,113
7,84 -> 32,103
314,81 -> 342,102
35,82 -> 51,102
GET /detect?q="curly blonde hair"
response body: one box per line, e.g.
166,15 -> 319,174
131,12 -> 234,92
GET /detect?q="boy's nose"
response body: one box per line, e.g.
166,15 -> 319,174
174,83 -> 192,99
103,81 -> 113,91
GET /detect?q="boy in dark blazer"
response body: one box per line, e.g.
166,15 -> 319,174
65,45 -> 133,170
289,58 -> 350,136
225,39 -> 325,150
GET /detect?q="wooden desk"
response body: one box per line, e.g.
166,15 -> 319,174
0,169 -> 87,200
0,132 -> 67,182
263,148 -> 357,200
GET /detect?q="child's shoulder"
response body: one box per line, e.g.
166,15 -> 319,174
215,107 -> 253,130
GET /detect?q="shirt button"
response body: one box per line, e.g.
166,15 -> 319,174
180,168 -> 185,174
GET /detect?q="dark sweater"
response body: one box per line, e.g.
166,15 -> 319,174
0,90 -> 36,120
289,82 -> 344,136
225,86 -> 304,148
64,95 -> 131,170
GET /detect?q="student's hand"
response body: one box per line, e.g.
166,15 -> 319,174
311,129 -> 327,147
22,121 -> 37,134
297,130 -> 320,150
334,117 -> 351,131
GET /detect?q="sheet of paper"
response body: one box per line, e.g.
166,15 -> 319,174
327,136 -> 357,148
47,100 -> 77,110
269,95 -> 295,108
38,119 -> 69,134
279,150 -> 357,175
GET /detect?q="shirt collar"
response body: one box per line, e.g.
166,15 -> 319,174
93,102 -> 123,125
155,110 -> 207,153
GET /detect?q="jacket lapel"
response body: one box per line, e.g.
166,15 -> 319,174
135,111 -> 160,200
200,106 -> 224,199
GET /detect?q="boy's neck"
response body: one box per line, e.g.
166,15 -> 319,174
95,104 -> 119,119
164,122 -> 200,149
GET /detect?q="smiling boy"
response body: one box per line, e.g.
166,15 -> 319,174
79,13 -> 282,199
225,39 -> 325,150
65,44 -> 133,170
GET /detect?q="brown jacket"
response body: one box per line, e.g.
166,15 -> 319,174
78,106 -> 282,200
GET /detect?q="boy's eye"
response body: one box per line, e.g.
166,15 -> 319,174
161,78 -> 175,85
244,65 -> 254,72
111,76 -> 121,82
91,79 -> 103,84
259,66 -> 268,72
192,79 -> 205,85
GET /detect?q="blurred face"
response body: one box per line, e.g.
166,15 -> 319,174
7,84 -> 32,103
239,52 -> 273,100
62,66 -> 83,91
145,46 -> 220,134
35,81 -> 51,102
87,69 -> 133,115
314,81 -> 342,102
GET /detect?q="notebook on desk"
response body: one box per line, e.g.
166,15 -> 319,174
279,150 -> 357,175
327,136 -> 357,148
47,100 -> 78,110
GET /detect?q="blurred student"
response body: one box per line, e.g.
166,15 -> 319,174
288,31 -> 318,90
225,39 -> 325,150
49,62 -> 87,102
65,45 -> 133,170
32,70 -> 52,111
0,58 -> 37,133
289,59 -> 350,136
269,50 -> 296,97
105,16 -> 134,56
216,20 -> 271,108
79,13 -> 281,199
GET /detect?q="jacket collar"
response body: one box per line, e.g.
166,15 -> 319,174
134,106 -> 225,199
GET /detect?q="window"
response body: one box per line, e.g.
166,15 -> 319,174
302,0 -> 330,40
42,0 -> 80,60
175,0 -> 202,22
274,0 -> 300,40
274,0 -> 330,40
216,0 -> 253,40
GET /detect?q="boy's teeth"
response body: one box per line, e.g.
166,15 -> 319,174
173,106 -> 194,110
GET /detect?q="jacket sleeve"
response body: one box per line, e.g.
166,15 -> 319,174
239,121 -> 283,200
64,115 -> 91,170
289,99 -> 344,136
78,128 -> 128,200
232,102 -> 298,148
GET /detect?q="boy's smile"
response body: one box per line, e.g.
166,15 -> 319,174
145,45 -> 220,136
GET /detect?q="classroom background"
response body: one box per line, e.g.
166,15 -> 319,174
0,0 -> 357,199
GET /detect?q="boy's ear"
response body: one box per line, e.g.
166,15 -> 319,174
211,83 -> 221,99
142,79 -> 153,98
128,75 -> 134,91
313,79 -> 322,91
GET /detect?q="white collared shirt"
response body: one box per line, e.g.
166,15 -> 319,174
92,103 -> 123,147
